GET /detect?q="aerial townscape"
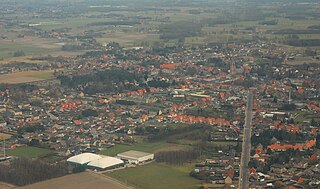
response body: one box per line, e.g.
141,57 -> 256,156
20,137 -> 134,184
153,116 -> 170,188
0,0 -> 319,189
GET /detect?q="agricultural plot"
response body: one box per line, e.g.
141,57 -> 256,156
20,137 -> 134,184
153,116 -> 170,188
0,1 -> 319,62
0,56 -> 47,65
107,162 -> 201,189
0,37 -> 62,59
20,172 -> 132,189
0,133 -> 12,140
99,141 -> 186,156
0,182 -> 15,189
0,70 -> 54,84
6,146 -> 53,158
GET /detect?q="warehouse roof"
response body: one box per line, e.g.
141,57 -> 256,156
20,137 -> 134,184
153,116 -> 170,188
87,156 -> 124,169
117,150 -> 152,159
67,153 -> 102,165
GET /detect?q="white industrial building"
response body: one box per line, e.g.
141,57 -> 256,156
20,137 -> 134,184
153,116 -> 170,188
67,153 -> 102,165
87,156 -> 124,171
67,153 -> 124,171
117,150 -> 154,164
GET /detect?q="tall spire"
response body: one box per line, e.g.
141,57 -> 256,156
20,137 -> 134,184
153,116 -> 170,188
230,62 -> 236,76
288,91 -> 292,104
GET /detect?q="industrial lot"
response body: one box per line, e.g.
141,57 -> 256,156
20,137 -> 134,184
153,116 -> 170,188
67,150 -> 154,171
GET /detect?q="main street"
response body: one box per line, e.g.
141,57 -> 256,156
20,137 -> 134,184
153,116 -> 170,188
239,92 -> 253,189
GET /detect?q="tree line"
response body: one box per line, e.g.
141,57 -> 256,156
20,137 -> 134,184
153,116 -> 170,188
0,158 -> 68,186
146,125 -> 208,142
159,21 -> 202,40
58,69 -> 141,94
284,39 -> 320,47
17,124 -> 45,135
251,129 -> 307,148
155,149 -> 200,165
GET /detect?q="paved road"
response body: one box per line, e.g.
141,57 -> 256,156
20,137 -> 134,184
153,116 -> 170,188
239,93 -> 253,189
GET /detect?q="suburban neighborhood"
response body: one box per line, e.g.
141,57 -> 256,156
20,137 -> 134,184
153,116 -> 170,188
0,0 -> 319,189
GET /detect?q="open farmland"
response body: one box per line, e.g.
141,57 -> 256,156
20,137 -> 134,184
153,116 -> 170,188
0,133 -> 12,140
0,37 -> 61,60
0,0 -> 319,61
107,163 -> 201,189
19,172 -> 133,189
0,183 -> 15,189
0,56 -> 47,65
0,35 -> 86,60
0,70 -> 54,84
99,141 -> 188,156
6,146 -> 53,158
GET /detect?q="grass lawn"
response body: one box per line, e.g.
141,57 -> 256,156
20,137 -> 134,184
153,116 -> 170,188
208,141 -> 238,147
99,141 -> 182,156
41,155 -> 64,162
295,111 -> 319,124
107,162 -> 201,189
6,146 -> 53,158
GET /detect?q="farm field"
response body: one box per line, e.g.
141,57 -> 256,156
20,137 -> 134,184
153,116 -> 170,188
6,146 -> 53,158
0,56 -> 47,65
0,37 -> 62,60
107,162 -> 201,189
99,141 -> 188,156
295,111 -> 320,124
0,36 -> 86,60
0,182 -> 15,189
96,32 -> 159,47
0,133 -> 12,140
20,172 -> 132,189
0,2 -> 319,61
0,70 -> 54,84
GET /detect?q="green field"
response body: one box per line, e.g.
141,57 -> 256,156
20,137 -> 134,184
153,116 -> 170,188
107,163 -> 201,189
99,141 -> 184,156
0,38 -> 61,60
0,70 -> 54,84
0,46 -> 47,60
294,111 -> 320,124
6,146 -> 53,158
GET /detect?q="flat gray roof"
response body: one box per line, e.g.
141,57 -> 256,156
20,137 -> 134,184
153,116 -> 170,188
117,150 -> 152,159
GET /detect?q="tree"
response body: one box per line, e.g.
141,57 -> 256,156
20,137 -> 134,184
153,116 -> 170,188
305,48 -> 317,56
72,165 -> 86,173
186,67 -> 197,76
81,109 -> 98,117
289,118 -> 295,124
29,139 -> 40,146
274,181 -> 284,188
280,104 -> 296,111
267,148 -> 273,155
316,134 -> 320,149
13,51 -> 25,57
0,158 -> 68,186
273,96 -> 278,103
